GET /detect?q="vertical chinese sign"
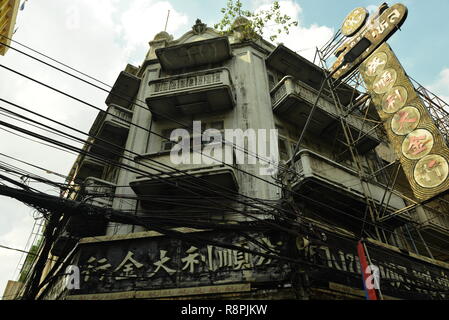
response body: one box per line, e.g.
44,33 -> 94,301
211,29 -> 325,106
359,42 -> 449,201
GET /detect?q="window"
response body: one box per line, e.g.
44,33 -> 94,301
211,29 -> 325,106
268,74 -> 275,90
276,125 -> 291,161
103,164 -> 118,183
278,138 -> 289,162
161,128 -> 176,152
161,141 -> 174,152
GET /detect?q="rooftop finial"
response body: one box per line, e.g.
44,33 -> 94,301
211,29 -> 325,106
192,18 -> 207,35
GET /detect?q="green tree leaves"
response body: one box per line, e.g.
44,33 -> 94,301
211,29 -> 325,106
214,0 -> 298,42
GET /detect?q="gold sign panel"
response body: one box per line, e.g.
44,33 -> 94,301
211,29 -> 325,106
341,7 -> 368,37
331,3 -> 408,80
360,43 -> 449,201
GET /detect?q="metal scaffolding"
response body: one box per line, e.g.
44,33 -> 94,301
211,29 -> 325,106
412,78 -> 449,145
298,28 -> 449,257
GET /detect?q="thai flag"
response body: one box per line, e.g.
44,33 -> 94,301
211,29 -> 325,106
357,240 -> 379,300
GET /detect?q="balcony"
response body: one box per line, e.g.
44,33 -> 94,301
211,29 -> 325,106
102,104 -> 133,129
89,104 -> 133,158
266,44 -> 355,105
52,177 -> 115,257
146,68 -> 235,119
130,145 -> 238,203
83,177 -> 116,208
54,177 -> 115,255
156,37 -> 232,71
271,76 -> 380,154
289,149 -> 406,220
414,203 -> 449,246
75,155 -> 105,182
105,71 -> 141,109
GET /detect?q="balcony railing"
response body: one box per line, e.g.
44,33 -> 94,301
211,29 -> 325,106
88,104 -> 133,159
146,68 -> 235,118
75,155 -> 104,181
271,77 -> 335,114
266,44 -> 355,106
53,176 -> 114,257
271,76 -> 380,153
103,104 -> 133,130
415,203 -> 449,241
130,144 -> 238,199
83,177 -> 116,207
289,149 -> 407,216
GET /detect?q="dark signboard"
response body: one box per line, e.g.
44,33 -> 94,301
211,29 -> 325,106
297,225 -> 449,300
71,230 -> 290,296
63,225 -> 449,300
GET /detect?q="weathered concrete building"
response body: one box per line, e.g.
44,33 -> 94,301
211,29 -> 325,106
11,17 -> 449,300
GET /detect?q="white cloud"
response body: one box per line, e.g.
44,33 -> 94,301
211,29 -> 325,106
366,5 -> 379,15
0,0 -> 189,298
254,0 -> 334,61
119,0 -> 189,62
427,68 -> 449,104
0,199 -> 36,298
0,0 -> 331,296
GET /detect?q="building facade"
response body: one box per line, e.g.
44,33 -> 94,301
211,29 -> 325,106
11,18 -> 449,300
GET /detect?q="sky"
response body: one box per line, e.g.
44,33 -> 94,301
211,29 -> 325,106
0,0 -> 448,297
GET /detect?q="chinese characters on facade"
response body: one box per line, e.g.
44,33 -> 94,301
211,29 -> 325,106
80,237 -> 283,283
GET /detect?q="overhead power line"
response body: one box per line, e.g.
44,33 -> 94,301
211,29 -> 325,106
0,38 -> 289,174
0,95 -> 312,234
0,93 -> 447,258
0,68 -> 404,243
0,35 -> 415,232
0,32 -> 448,300
0,36 -> 424,231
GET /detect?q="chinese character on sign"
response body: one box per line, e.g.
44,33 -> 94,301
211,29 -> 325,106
384,89 -> 404,112
346,17 -> 360,27
397,111 -> 418,131
255,237 -> 283,266
341,7 -> 368,37
232,243 -> 253,270
216,248 -> 234,271
374,70 -> 395,93
421,159 -> 444,183
114,251 -> 144,280
148,250 -> 176,277
82,257 -> 112,282
408,135 -> 430,156
367,57 -> 386,76
371,19 -> 389,38
181,246 -> 205,273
